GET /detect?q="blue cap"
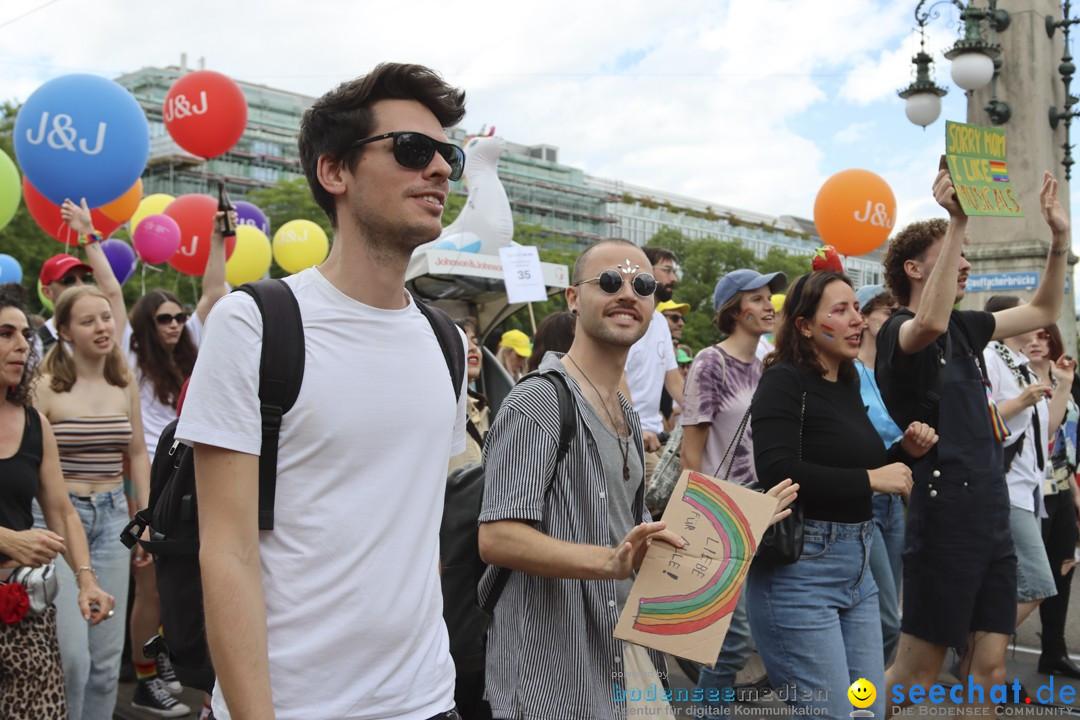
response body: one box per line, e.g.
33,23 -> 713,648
854,284 -> 886,311
713,269 -> 788,310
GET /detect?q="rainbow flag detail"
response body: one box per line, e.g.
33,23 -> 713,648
989,161 -> 1009,182
632,473 -> 755,636
985,385 -> 1011,443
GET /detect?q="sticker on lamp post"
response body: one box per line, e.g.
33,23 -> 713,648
945,120 -> 1023,217
499,245 -> 547,303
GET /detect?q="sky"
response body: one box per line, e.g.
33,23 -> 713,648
1,0 -> 1077,293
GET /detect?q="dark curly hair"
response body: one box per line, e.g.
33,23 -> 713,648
298,63 -> 467,227
766,271 -> 857,383
0,283 -> 37,407
528,311 -> 576,373
129,290 -> 197,410
882,218 -> 948,306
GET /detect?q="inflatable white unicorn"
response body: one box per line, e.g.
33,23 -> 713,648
426,128 -> 514,256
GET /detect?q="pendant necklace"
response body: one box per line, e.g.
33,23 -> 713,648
565,354 -> 631,481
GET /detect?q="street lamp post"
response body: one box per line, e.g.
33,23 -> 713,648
897,0 -> 1078,349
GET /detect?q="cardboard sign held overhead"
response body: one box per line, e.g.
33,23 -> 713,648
614,470 -> 777,665
945,120 -> 1022,217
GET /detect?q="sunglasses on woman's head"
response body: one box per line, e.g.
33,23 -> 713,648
155,312 -> 187,326
574,269 -> 657,298
58,273 -> 93,287
352,131 -> 465,181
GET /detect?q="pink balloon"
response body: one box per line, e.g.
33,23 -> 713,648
132,213 -> 182,265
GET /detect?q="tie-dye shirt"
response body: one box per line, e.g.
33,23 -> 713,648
681,345 -> 761,486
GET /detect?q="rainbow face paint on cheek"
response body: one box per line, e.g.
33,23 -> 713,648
742,309 -> 755,320
820,322 -> 836,341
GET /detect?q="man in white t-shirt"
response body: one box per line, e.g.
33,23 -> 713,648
177,63 -> 469,720
624,246 -> 683,477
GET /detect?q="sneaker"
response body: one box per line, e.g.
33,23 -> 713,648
132,676 -> 191,717
157,653 -> 183,694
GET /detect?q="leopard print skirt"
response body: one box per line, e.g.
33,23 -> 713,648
0,605 -> 67,719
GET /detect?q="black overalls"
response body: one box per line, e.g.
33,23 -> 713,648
899,314 -> 1017,648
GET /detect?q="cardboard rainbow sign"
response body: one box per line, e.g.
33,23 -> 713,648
615,470 -> 777,665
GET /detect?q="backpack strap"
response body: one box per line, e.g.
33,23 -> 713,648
481,370 -> 577,614
234,280 -> 305,531
37,324 -> 56,354
415,299 -> 465,400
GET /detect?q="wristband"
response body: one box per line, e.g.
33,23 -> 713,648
1050,244 -> 1069,256
81,231 -> 101,246
76,565 -> 97,582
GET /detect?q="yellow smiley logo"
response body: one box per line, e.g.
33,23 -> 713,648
848,678 -> 876,709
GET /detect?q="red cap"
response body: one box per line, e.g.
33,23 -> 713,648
39,254 -> 93,286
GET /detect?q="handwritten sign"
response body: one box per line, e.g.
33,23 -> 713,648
614,470 -> 777,665
499,245 -> 547,303
945,120 -> 1022,217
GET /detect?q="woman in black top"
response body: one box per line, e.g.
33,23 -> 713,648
747,271 -> 937,718
0,283 -> 113,719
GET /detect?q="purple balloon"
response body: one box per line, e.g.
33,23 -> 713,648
100,238 -> 137,284
234,200 -> 270,236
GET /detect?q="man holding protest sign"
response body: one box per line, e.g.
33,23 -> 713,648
478,238 -> 795,719
877,157 -> 1069,714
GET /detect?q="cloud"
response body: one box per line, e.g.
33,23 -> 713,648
834,122 -> 875,144
1,0 -> 1043,232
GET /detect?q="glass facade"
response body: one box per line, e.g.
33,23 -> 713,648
114,66 -> 311,201
114,66 -> 882,285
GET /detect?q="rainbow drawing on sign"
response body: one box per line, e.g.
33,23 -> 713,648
632,473 -> 756,636
989,161 -> 1009,183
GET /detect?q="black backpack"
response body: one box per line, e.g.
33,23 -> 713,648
121,279 -> 465,692
439,371 -> 575,677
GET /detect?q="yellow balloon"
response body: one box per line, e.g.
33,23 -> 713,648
130,193 -> 176,235
272,219 -> 329,274
225,225 -> 272,286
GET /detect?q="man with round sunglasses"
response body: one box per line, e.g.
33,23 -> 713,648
479,238 -> 683,719
625,246 -> 685,479
178,63 -> 469,720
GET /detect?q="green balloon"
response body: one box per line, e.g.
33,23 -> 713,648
38,278 -> 52,313
0,149 -> 19,232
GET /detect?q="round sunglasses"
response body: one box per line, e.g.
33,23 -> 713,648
155,312 -> 188,326
352,131 -> 465,181
574,269 -> 656,297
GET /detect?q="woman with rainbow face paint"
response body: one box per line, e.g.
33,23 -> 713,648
746,269 -> 938,719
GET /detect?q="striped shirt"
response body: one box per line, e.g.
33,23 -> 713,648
52,415 -> 132,484
479,353 -> 664,720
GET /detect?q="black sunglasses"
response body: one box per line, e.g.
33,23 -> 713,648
574,270 -> 656,298
352,131 -> 465,181
58,272 -> 93,287
155,312 -> 187,326
663,313 -> 685,324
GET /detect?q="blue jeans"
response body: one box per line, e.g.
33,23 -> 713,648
33,486 -> 131,720
870,492 -> 903,661
695,590 -> 754,709
747,519 -> 884,719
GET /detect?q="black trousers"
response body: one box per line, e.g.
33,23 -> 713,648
1039,490 -> 1078,657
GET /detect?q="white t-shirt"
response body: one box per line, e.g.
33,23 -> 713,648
176,267 -> 466,720
625,310 -> 677,433
984,343 -> 1049,514
125,313 -> 203,462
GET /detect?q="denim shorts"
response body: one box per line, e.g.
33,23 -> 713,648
1010,505 -> 1057,603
